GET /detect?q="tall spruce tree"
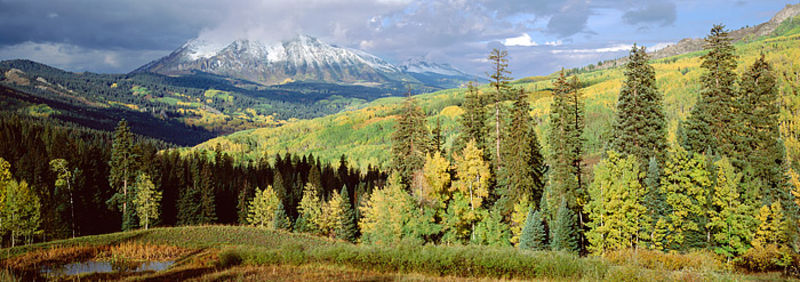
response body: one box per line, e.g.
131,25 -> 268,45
551,199 -> 580,253
391,95 -> 430,189
547,71 -> 585,242
610,44 -> 667,168
498,88 -> 546,214
336,187 -> 358,242
488,48 -> 512,167
683,24 -> 740,158
739,54 -> 791,206
199,164 -> 217,224
108,119 -> 138,231
519,208 -> 547,250
273,201 -> 291,231
457,82 -> 487,153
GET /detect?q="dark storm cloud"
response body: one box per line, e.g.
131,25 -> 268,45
0,0 -> 221,50
622,0 -> 677,27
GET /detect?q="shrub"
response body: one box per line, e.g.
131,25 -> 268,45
736,244 -> 794,272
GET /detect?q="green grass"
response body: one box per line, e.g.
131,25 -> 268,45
2,225 -> 774,281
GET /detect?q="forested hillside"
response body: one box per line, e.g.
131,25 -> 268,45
0,60 -> 406,145
193,14 -> 800,172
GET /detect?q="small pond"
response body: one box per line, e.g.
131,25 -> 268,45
40,260 -> 174,277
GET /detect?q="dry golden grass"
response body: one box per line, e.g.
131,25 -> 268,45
97,242 -> 190,261
1,245 -> 106,269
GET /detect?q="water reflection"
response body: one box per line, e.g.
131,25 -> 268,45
41,260 -> 174,277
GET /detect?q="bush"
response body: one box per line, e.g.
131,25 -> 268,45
604,249 -> 722,272
736,245 -> 794,272
216,249 -> 242,268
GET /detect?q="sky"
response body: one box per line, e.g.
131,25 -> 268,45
0,0 -> 794,77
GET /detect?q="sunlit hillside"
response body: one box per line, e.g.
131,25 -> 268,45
193,16 -> 800,171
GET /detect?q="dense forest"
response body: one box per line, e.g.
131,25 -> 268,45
1,22 -> 799,276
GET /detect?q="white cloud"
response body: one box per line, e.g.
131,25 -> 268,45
648,41 -> 674,51
545,40 -> 563,46
551,43 -> 632,54
503,33 -> 538,47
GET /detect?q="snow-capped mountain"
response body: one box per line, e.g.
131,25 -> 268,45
399,57 -> 485,89
134,35 -> 410,86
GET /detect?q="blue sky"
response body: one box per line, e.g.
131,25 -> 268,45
0,0 -> 794,77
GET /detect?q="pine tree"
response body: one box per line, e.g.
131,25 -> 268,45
457,82 -> 487,153
610,44 -> 667,168
273,201 -> 291,231
683,25 -> 740,158
488,49 -> 513,168
519,208 -> 547,251
336,187 -> 358,242
551,199 -> 579,253
133,173 -> 161,230
547,70 -> 585,245
660,146 -> 712,250
199,164 -> 216,224
432,117 -> 444,154
391,95 -> 431,188
108,119 -> 138,231
498,88 -> 546,214
246,186 -> 280,228
739,54 -> 791,207
708,157 -> 755,260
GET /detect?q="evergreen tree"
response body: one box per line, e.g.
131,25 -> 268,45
456,82 -> 487,153
488,48 -> 512,168
660,147 -> 712,250
108,119 -> 138,231
519,208 -> 547,251
246,186 -> 279,228
498,88 -> 546,214
683,25 -> 740,158
199,164 -> 216,224
336,187 -> 358,242
273,201 -> 291,231
585,151 -> 650,254
551,199 -> 579,253
0,158 -> 10,243
391,95 -> 431,188
610,44 -> 667,168
49,158 -> 76,238
739,55 -> 791,207
471,209 -> 511,246
432,117 -> 444,154
752,201 -> 788,249
133,173 -> 161,230
547,71 -> 585,246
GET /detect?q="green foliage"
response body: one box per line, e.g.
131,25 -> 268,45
335,187 -> 358,242
551,200 -> 579,253
546,71 -> 585,220
471,209 -> 511,247
108,119 -> 138,231
683,25 -> 741,159
488,48 -> 513,168
296,183 -> 322,234
455,82 -> 487,153
273,202 -> 291,231
660,146 -> 711,250
586,151 -> 650,254
359,173 -> 438,245
247,186 -> 280,228
610,44 -> 667,168
519,208 -> 547,251
3,179 -> 41,246
707,157 -> 755,259
510,196 -> 531,246
132,173 -> 161,230
391,95 -> 430,188
498,88 -> 546,214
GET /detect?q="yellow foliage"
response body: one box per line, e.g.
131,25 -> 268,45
439,105 -> 464,118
